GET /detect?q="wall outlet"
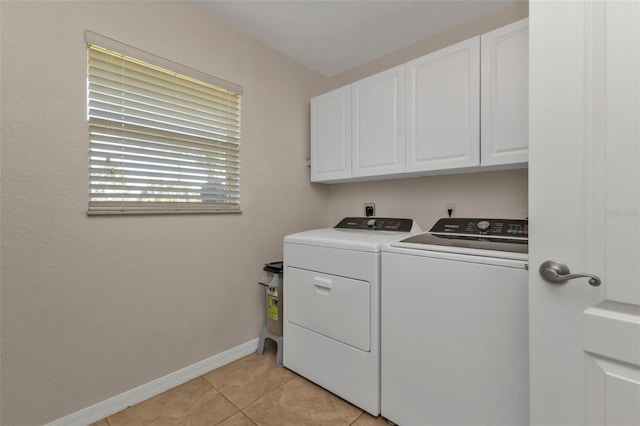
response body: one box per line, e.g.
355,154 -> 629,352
446,203 -> 456,217
364,203 -> 375,217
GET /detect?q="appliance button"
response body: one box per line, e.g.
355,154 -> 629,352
477,221 -> 491,233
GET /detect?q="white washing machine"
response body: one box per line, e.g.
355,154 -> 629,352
283,217 -> 421,415
381,218 -> 529,426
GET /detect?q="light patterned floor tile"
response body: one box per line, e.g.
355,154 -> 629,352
203,347 -> 296,409
107,377 -> 237,425
243,376 -> 363,426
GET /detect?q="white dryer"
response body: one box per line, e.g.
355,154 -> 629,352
381,218 -> 529,426
283,217 -> 421,415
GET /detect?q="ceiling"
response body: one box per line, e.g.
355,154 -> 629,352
188,0 -> 515,77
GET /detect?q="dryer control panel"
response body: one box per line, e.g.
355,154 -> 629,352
429,218 -> 528,240
335,217 -> 414,232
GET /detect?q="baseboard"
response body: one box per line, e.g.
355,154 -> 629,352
46,338 -> 260,426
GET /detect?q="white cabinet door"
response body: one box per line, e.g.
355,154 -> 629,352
310,86 -> 351,182
481,18 -> 529,166
352,65 -> 405,178
406,37 -> 480,172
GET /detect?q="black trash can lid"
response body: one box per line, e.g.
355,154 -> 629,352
263,261 -> 283,273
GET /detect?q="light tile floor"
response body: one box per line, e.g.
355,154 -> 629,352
91,342 -> 390,426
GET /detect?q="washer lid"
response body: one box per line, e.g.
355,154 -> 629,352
396,232 -> 528,254
385,217 -> 529,259
284,227 -> 416,253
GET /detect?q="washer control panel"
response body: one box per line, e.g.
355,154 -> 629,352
429,218 -> 528,240
335,217 -> 414,232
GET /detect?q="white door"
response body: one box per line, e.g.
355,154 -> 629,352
529,1 -> 640,425
405,37 -> 480,172
352,65 -> 405,178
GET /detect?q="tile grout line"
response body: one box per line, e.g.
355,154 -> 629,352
213,393 -> 244,426
104,349 -> 296,426
348,412 -> 366,426
200,355 -> 287,426
201,350 -> 299,410
238,371 -> 299,424
199,374 -> 247,426
241,372 -> 301,410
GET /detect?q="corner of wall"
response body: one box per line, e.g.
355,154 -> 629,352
328,0 -> 529,88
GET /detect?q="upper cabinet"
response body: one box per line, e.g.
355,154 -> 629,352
310,18 -> 529,183
310,85 -> 351,182
352,65 -> 406,178
480,18 -> 529,166
406,37 -> 480,172
311,66 -> 405,182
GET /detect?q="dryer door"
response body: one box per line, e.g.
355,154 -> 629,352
286,267 -> 371,352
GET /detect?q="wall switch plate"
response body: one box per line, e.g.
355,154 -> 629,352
364,203 -> 375,217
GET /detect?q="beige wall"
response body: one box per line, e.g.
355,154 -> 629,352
0,1 -> 329,424
329,0 -> 529,90
1,1 -> 529,425
326,169 -> 528,230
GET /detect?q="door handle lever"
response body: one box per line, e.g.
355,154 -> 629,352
539,260 -> 601,287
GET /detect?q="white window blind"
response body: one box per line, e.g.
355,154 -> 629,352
86,32 -> 242,215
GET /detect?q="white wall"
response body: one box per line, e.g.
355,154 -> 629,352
0,2 -> 329,424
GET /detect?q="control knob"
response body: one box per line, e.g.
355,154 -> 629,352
367,219 -> 376,229
477,220 -> 491,233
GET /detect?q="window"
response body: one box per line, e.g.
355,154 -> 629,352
86,31 -> 242,215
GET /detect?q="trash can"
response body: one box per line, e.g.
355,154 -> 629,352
256,261 -> 284,367
259,261 -> 283,336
